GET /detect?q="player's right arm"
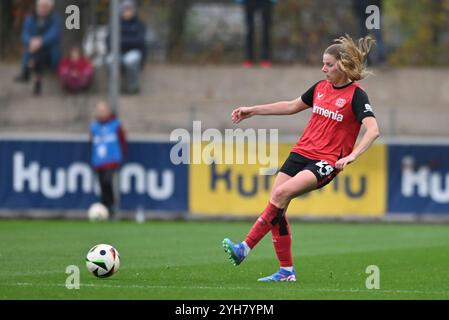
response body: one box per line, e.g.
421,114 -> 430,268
231,97 -> 310,124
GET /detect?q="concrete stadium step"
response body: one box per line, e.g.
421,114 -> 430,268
0,63 -> 448,136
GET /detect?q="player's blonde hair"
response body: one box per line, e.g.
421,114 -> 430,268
324,35 -> 376,81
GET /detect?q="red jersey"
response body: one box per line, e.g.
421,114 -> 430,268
292,80 -> 375,166
58,57 -> 93,78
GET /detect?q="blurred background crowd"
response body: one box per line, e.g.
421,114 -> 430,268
1,0 -> 448,66
0,0 -> 448,136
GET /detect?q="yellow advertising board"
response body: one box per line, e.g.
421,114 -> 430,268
189,143 -> 386,217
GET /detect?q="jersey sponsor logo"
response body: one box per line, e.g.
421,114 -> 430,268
312,105 -> 344,122
335,98 -> 346,108
317,92 -> 324,99
364,104 -> 373,113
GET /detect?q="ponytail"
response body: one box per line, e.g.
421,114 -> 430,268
325,34 -> 376,81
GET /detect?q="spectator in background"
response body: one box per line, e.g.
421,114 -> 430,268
12,0 -> 34,31
352,0 -> 386,65
236,0 -> 277,68
106,0 -> 147,94
90,100 -> 127,220
14,0 -> 61,95
58,46 -> 94,93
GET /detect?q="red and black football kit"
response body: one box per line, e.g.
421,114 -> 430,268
241,81 -> 377,270
279,80 -> 375,188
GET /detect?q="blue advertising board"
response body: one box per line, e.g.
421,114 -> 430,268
0,139 -> 188,212
2,139 -> 448,216
388,144 -> 449,214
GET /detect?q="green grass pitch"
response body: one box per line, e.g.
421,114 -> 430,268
1,219 -> 449,299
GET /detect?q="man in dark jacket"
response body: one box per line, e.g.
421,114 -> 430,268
15,0 -> 61,95
107,0 -> 147,94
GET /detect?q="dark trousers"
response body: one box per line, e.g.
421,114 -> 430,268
22,47 -> 53,78
244,0 -> 273,61
97,169 -> 116,216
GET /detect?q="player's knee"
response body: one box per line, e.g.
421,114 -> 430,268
271,187 -> 291,205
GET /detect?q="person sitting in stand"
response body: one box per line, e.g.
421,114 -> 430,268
58,46 -> 94,93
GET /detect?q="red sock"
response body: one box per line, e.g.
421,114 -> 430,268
244,202 -> 284,249
272,214 -> 293,267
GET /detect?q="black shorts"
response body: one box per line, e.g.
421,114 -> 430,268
278,152 -> 338,189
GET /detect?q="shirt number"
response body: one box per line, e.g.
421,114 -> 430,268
315,160 -> 334,177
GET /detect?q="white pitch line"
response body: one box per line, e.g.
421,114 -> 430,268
2,282 -> 449,296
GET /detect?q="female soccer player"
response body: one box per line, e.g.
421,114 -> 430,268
223,35 -> 380,282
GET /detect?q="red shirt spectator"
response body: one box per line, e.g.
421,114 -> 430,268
58,46 -> 93,93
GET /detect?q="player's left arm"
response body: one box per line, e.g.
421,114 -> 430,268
118,124 -> 128,157
335,88 -> 380,170
335,117 -> 380,170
